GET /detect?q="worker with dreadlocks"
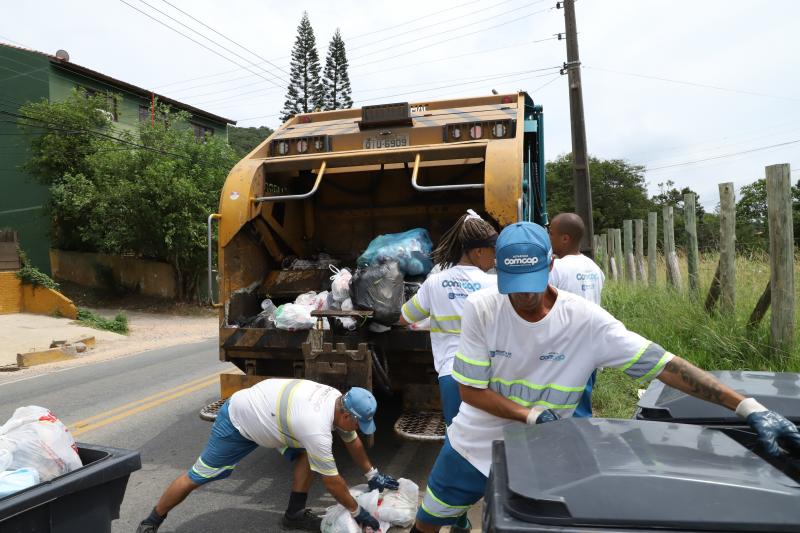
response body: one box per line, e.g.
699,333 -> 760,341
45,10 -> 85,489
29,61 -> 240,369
398,210 -> 497,532
399,210 -> 498,427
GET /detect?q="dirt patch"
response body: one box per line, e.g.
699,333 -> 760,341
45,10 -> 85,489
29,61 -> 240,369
0,308 -> 218,379
58,280 -> 216,317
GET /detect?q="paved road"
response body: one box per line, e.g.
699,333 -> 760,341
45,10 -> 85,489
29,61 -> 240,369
0,341 -> 453,532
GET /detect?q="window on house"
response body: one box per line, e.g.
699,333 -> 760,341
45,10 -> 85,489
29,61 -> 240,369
138,104 -> 150,122
81,86 -> 118,122
191,122 -> 214,141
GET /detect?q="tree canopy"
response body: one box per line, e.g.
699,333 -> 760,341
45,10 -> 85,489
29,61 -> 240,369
20,89 -> 238,300
227,125 -> 274,158
280,12 -> 324,122
322,28 -> 353,110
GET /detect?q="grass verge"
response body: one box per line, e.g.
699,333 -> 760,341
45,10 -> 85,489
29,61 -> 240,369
593,253 -> 800,418
76,308 -> 129,334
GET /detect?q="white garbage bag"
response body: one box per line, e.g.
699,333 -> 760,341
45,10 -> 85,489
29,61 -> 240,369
321,480 -> 417,533
0,406 -> 82,482
375,478 -> 419,527
0,467 -> 40,498
329,266 -> 353,302
294,291 -> 318,307
0,448 -> 11,471
274,304 -> 316,331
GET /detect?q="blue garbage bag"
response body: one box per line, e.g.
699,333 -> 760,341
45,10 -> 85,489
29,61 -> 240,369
357,229 -> 434,276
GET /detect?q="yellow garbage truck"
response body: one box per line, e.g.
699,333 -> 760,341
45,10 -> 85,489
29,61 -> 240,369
203,92 -> 547,438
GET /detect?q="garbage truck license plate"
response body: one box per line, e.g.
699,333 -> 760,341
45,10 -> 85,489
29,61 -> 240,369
363,134 -> 409,149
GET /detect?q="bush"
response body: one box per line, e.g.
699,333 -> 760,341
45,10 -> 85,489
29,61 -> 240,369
16,249 -> 60,290
76,308 -> 129,334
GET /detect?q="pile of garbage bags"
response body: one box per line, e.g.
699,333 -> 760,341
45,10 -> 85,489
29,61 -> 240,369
321,478 -> 418,533
0,406 -> 83,498
237,228 -> 434,332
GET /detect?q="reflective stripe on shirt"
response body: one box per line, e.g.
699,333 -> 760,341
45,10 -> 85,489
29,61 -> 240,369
619,342 -> 668,380
452,351 -> 491,386
430,314 -> 461,334
276,379 -> 303,448
488,378 -> 584,409
402,294 -> 430,323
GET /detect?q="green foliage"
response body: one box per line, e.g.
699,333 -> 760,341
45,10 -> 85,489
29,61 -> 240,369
16,248 -> 60,290
650,180 -> 716,251
281,11 -> 325,122
546,154 -> 652,230
323,28 -> 353,110
76,308 -> 129,334
20,90 -> 238,301
228,126 -> 274,158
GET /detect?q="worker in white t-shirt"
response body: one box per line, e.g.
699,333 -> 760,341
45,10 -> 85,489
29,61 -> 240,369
137,380 -> 397,533
408,222 -> 800,533
549,212 -> 605,417
399,210 -> 498,429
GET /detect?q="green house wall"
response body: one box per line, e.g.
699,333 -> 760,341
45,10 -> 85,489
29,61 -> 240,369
0,46 -> 52,273
0,46 -> 230,275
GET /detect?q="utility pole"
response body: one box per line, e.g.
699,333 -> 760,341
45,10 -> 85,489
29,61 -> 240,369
560,0 -> 594,257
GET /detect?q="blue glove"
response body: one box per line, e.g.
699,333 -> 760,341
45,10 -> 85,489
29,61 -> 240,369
746,410 -> 800,457
366,468 -> 399,492
526,407 -> 560,425
353,505 -> 380,530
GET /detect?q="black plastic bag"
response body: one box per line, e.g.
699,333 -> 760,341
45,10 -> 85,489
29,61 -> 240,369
350,261 -> 404,326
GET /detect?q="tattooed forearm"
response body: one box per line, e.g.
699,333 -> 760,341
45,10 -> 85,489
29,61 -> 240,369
661,357 -> 726,405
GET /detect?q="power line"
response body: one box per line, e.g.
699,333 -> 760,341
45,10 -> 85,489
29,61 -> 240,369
0,107 -> 192,160
117,0 -> 286,89
132,0 -> 287,85
173,34 -> 558,106
351,6 -> 554,69
585,65 -> 800,103
346,0 -> 483,41
156,0 -> 290,77
150,0 -> 488,91
199,65 -> 560,109
644,139 -> 800,172
350,2 -> 551,64
348,0 -> 519,52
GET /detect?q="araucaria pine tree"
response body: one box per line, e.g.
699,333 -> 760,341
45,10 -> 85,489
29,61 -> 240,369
322,29 -> 353,110
280,12 -> 324,122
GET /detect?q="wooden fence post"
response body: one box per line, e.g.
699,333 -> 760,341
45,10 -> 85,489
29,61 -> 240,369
765,164 -> 795,356
719,182 -> 736,314
614,228 -> 624,282
596,233 -> 608,274
647,212 -> 657,287
663,206 -> 683,289
623,220 -> 635,282
608,229 -> 619,281
684,193 -> 700,295
634,219 -> 645,282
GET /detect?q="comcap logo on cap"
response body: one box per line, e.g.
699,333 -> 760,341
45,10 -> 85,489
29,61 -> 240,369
503,255 -> 539,267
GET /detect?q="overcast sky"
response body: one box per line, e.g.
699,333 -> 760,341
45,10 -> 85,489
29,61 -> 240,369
3,0 -> 799,210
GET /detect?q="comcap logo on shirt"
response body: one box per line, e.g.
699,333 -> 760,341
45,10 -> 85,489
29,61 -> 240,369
576,272 -> 600,281
539,352 -> 566,361
490,350 -> 513,359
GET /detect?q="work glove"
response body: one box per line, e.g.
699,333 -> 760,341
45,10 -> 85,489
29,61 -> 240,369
351,505 -> 380,531
366,467 -> 399,492
737,398 -> 800,457
526,406 -> 560,425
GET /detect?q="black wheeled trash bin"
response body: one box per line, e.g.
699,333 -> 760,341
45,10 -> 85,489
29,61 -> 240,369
0,442 -> 141,533
484,418 -> 800,532
635,370 -> 800,427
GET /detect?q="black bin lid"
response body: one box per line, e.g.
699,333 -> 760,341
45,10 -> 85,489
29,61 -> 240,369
637,371 -> 800,424
502,418 -> 800,532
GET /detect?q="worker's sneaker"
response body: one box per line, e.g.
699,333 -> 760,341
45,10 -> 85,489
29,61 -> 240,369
280,508 -> 322,531
450,516 -> 472,533
135,521 -> 159,533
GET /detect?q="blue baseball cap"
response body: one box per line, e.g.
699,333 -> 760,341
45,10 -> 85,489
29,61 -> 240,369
495,222 -> 552,294
342,387 -> 377,435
